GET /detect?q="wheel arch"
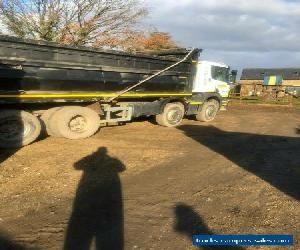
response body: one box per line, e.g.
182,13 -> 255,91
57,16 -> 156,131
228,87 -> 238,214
158,97 -> 187,114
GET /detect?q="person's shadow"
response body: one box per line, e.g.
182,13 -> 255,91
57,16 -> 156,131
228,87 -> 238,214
64,147 -> 125,250
174,203 -> 245,250
0,232 -> 27,250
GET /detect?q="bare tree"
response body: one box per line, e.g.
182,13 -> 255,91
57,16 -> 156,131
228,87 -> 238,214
0,0 -> 147,46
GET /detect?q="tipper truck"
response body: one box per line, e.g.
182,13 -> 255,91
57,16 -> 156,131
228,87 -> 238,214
0,35 -> 232,148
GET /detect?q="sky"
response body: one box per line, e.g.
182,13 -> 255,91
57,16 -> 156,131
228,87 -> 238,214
144,0 -> 300,71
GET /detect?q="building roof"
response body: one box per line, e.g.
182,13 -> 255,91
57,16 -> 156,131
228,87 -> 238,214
241,68 -> 300,80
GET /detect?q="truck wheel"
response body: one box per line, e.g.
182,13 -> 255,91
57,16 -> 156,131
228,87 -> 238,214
0,110 -> 41,148
156,102 -> 185,127
40,107 -> 62,137
196,99 -> 220,122
49,106 -> 101,139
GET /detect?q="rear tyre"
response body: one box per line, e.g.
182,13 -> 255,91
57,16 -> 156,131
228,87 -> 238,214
49,106 -> 101,139
0,110 -> 41,148
156,102 -> 185,127
40,107 -> 62,137
196,99 -> 220,122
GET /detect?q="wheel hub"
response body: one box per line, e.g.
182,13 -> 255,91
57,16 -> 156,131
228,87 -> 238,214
167,109 -> 183,125
68,116 -> 87,132
206,105 -> 217,119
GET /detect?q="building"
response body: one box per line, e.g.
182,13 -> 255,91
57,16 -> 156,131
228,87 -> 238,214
239,68 -> 300,98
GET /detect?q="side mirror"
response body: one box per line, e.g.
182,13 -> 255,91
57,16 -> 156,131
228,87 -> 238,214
230,70 -> 238,83
231,70 -> 238,76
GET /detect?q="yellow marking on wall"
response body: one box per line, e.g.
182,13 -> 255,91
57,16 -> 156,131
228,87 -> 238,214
269,76 -> 277,86
0,92 -> 193,99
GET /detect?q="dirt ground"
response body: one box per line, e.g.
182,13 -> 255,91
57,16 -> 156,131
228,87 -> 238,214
0,104 -> 299,250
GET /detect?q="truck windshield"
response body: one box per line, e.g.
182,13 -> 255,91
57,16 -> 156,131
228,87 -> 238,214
211,66 -> 229,82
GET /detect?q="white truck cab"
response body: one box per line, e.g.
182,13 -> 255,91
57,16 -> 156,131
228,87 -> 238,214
193,60 -> 231,98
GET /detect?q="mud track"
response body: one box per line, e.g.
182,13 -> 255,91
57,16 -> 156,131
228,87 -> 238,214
0,104 -> 299,249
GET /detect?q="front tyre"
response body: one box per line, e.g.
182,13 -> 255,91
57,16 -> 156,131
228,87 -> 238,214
0,110 -> 41,148
156,102 -> 185,127
196,99 -> 220,122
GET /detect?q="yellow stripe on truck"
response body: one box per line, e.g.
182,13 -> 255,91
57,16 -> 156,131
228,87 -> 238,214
189,101 -> 203,105
0,92 -> 193,99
